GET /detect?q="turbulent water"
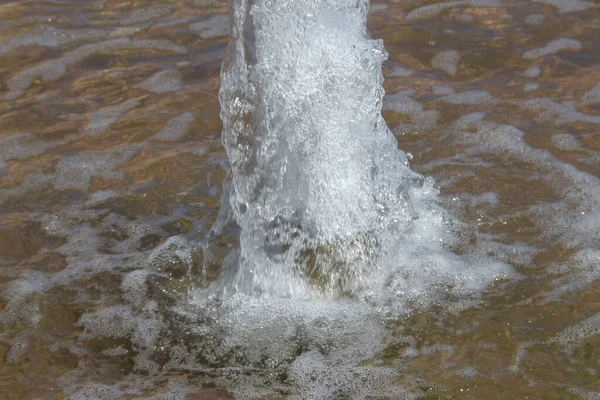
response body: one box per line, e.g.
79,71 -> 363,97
1,0 -> 600,399
215,0 -> 509,305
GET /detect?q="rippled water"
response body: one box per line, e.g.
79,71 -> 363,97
1,0 -> 600,398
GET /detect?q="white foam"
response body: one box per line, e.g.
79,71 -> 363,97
139,70 -> 183,94
121,5 -> 171,25
152,112 -> 195,141
431,50 -> 460,76
439,90 -> 498,105
551,133 -> 583,151
432,85 -> 455,95
0,278 -> 44,363
4,38 -> 187,100
153,16 -> 195,29
369,3 -> 389,13
85,100 -> 140,136
525,66 -> 541,78
67,383 -> 125,400
384,91 -> 439,132
0,15 -> 69,31
101,346 -> 129,357
582,81 -> 600,105
533,0 -> 598,13
525,14 -> 545,25
457,12 -> 475,22
390,66 -> 414,77
122,269 -> 154,308
0,25 -> 107,55
53,144 -> 143,190
544,248 -> 600,300
184,146 -> 209,157
0,133 -> 51,162
286,352 -> 419,400
456,366 -> 479,378
405,0 -> 499,20
523,38 -> 582,59
553,312 -> 600,347
509,98 -> 600,125
78,306 -> 135,339
570,388 -> 600,400
449,110 -> 600,303
523,83 -> 539,92
189,14 -> 229,39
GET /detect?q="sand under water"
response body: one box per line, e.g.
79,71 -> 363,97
1,0 -> 600,399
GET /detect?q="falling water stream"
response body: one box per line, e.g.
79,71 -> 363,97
1,0 -> 600,399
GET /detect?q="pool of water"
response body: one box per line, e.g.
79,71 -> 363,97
1,0 -> 600,398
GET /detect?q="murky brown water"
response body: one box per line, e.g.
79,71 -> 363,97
1,0 -> 600,398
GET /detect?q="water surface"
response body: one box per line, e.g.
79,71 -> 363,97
1,0 -> 600,398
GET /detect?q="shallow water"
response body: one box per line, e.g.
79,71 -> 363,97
1,0 -> 600,398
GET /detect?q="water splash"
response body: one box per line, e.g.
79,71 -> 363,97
182,0 -> 512,396
218,0 -> 433,300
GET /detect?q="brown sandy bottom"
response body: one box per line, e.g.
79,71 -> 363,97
1,0 -> 600,398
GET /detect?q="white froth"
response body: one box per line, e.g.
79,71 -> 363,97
153,16 -> 195,29
384,91 -> 439,131
525,66 -> 541,78
139,69 -> 183,93
553,312 -> 600,347
431,50 -> 460,76
544,248 -> 600,301
67,383 -> 123,400
0,25 -> 107,55
440,90 -> 497,105
432,85 -> 455,95
582,81 -> 600,105
525,14 -> 545,25
390,66 -> 414,77
456,366 -> 479,378
448,108 -> 600,305
570,388 -> 600,400
53,145 -> 143,190
4,38 -> 187,100
122,269 -> 154,308
523,38 -> 582,59
189,14 -> 229,39
122,5 -> 171,25
0,278 -> 45,363
457,12 -> 475,22
0,133 -> 51,162
523,82 -> 539,92
101,346 -> 129,357
140,69 -> 183,93
287,353 -> 419,400
78,306 -> 135,338
152,112 -> 195,141
369,3 -> 389,13
405,0 -> 499,20
85,100 -> 140,136
509,98 -> 600,125
551,133 -> 583,151
533,0 -> 598,13
184,146 -> 209,157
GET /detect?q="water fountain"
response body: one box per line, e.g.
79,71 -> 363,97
181,0 -> 512,396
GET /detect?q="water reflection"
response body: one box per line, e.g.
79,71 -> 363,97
1,0 -> 599,398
